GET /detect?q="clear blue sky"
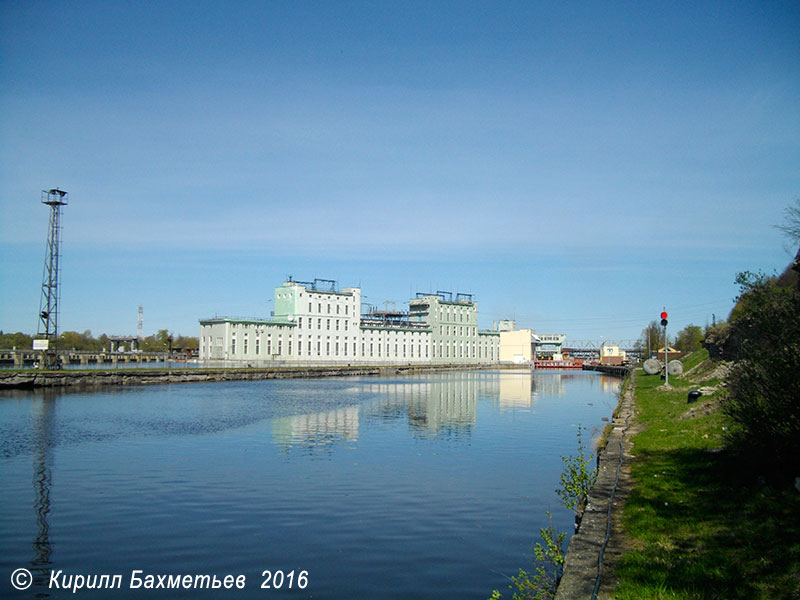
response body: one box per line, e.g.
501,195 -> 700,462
1,0 -> 798,343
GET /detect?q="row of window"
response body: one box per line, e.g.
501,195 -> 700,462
275,289 -> 356,316
201,328 -> 496,360
436,306 -> 476,324
296,317 -> 352,331
305,301 -> 351,315
214,338 -> 495,361
225,337 -> 431,359
438,325 -> 477,337
201,333 -> 496,361
434,340 -> 495,360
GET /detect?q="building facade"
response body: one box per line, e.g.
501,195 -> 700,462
199,279 -> 499,366
599,343 -> 627,366
499,329 -> 534,364
409,292 -> 498,364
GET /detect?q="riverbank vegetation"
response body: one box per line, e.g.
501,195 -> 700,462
556,426 -> 597,521
488,515 -> 566,600
720,270 -> 800,474
0,329 -> 198,352
613,279 -> 800,600
634,320 -> 706,357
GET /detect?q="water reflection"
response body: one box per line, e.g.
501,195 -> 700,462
269,374 -> 501,450
361,375 -> 489,438
404,378 -> 477,437
30,394 -> 55,594
498,371 -> 533,409
530,372 -> 591,398
1,370 -> 623,600
272,372 -> 549,450
599,374 -> 622,394
271,405 -> 360,454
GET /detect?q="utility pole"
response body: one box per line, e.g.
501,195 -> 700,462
660,309 -> 669,386
35,189 -> 68,369
137,305 -> 144,351
664,321 -> 669,386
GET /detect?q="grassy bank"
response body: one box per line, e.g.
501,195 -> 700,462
611,350 -> 800,599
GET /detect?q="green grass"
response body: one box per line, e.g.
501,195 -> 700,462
611,360 -> 800,599
680,348 -> 709,373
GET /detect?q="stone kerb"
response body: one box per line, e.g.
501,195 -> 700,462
554,377 -> 634,599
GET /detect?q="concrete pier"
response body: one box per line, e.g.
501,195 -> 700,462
0,363 -> 494,390
582,363 -> 632,378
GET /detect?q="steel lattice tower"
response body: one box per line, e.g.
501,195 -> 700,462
37,188 -> 68,368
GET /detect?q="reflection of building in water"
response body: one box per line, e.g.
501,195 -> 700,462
407,378 -> 477,435
359,381 -> 433,425
361,373 -> 497,437
598,375 -> 622,395
271,405 -> 360,452
531,372 -> 620,400
498,370 -> 533,408
529,373 -> 568,398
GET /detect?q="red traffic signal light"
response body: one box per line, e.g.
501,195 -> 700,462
660,311 -> 668,319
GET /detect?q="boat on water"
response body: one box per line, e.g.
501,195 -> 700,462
533,358 -> 584,369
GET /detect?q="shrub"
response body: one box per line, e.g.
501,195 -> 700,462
722,271 -> 800,477
555,426 -> 597,518
488,513 -> 566,600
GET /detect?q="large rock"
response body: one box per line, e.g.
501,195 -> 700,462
701,323 -> 739,361
667,360 -> 684,376
642,358 -> 661,375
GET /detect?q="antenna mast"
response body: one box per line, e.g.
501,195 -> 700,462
36,188 -> 68,369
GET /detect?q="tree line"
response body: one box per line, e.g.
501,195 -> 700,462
0,329 -> 199,352
716,199 -> 800,477
635,320 -> 705,355
720,266 -> 799,475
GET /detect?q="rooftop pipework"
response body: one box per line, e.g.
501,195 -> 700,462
360,305 -> 428,330
285,276 -> 339,292
414,290 -> 475,304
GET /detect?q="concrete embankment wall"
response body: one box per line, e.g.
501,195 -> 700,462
582,364 -> 632,378
0,364 -> 498,390
555,368 -> 634,599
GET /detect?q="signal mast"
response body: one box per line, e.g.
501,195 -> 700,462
35,188 -> 69,369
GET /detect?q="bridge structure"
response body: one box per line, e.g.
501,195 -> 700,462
562,340 -> 643,361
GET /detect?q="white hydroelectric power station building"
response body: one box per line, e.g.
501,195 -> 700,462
199,278 -> 500,366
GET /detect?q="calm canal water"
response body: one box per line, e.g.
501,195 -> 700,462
0,370 -> 620,599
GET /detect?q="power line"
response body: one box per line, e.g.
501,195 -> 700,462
484,298 -> 733,326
